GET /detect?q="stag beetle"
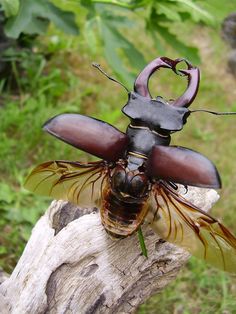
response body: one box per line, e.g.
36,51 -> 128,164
25,57 -> 236,273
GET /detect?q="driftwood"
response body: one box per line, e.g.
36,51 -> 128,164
0,187 -> 219,314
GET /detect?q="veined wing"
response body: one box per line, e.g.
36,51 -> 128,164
150,183 -> 236,273
24,160 -> 109,207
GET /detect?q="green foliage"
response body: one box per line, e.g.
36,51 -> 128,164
99,12 -> 146,86
1,0 -> 214,84
0,0 -> 19,17
164,0 -> 214,23
77,0 -> 214,82
0,47 -> 86,270
0,181 -> 47,272
3,0 -> 79,38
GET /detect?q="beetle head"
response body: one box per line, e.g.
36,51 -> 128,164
121,57 -> 199,134
122,92 -> 190,133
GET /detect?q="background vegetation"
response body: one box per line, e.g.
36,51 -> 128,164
0,0 -> 236,313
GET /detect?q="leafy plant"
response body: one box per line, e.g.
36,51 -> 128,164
76,0 -> 215,84
0,53 -> 83,271
1,0 -> 79,37
0,0 -> 78,86
0,0 -> 19,17
1,0 -> 215,85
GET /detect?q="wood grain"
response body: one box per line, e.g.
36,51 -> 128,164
0,187 -> 219,314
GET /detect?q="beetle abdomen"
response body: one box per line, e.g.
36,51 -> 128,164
100,186 -> 149,238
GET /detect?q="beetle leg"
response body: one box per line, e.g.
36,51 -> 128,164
166,181 -> 179,191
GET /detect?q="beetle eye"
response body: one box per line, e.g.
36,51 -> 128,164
130,174 -> 148,197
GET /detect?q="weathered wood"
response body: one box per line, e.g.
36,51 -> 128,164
0,187 -> 219,314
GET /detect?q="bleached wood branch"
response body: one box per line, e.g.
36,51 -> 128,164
0,187 -> 219,314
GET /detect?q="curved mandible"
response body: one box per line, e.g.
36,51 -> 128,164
134,57 -> 174,99
134,57 -> 200,108
171,58 -> 200,108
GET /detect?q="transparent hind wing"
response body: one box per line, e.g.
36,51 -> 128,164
150,183 -> 236,273
24,160 -> 109,208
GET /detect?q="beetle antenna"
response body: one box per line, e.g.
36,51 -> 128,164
190,109 -> 236,116
92,62 -> 129,93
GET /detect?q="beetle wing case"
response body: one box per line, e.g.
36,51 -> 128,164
147,145 -> 221,189
43,113 -> 129,161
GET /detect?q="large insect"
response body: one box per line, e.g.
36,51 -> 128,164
25,57 -> 236,273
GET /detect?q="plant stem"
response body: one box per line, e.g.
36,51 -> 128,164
138,227 -> 148,257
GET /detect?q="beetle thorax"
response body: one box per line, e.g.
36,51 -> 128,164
126,125 -> 171,157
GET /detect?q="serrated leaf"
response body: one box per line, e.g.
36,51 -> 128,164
22,18 -> 49,35
100,22 -> 134,86
98,9 -> 135,28
155,2 -> 182,22
0,0 -> 19,17
100,19 -> 146,86
149,29 -> 166,55
45,2 -> 79,35
155,24 -> 200,64
169,0 -> 214,25
4,0 -> 79,39
111,28 -> 146,69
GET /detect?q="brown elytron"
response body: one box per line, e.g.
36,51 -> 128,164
24,57 -> 236,273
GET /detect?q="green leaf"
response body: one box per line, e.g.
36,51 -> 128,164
148,9 -> 200,64
0,246 -> 8,254
155,2 -> 182,22
98,10 -> 134,28
169,0 -> 214,25
21,18 -> 50,36
0,0 -> 19,17
4,0 -> 79,39
149,29 -> 166,55
84,18 -> 99,54
45,2 -> 79,35
100,18 -> 146,86
101,23 -> 134,86
0,182 -> 14,203
155,24 -> 200,64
